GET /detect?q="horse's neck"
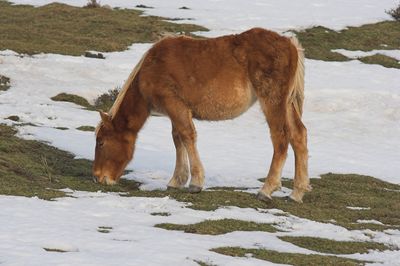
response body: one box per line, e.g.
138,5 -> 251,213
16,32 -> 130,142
112,84 -> 149,134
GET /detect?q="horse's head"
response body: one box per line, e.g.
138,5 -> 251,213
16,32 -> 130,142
93,111 -> 136,185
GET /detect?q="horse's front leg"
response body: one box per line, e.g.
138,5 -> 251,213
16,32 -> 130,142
163,97 -> 205,193
167,125 -> 190,189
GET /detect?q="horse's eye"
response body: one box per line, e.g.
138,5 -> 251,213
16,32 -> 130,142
98,141 -> 104,147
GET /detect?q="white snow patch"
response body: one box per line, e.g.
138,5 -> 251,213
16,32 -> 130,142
333,49 -> 400,61
357,220 -> 384,225
1,192 -> 399,265
347,206 -> 371,211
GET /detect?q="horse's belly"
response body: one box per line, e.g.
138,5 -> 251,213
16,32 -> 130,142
191,82 -> 257,121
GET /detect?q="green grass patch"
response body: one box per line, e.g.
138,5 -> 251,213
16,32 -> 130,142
51,90 -> 122,113
212,247 -> 367,266
0,1 -> 207,56
155,219 -> 278,235
51,93 -> 92,109
279,236 -> 391,254
258,174 -> 400,231
0,75 -> 11,91
76,125 -> 95,132
296,21 -> 400,68
0,124 -> 140,200
358,54 -> 400,69
55,127 -> 68,130
129,173 -> 400,231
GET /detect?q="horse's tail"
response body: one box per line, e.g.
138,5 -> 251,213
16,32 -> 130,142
109,51 -> 149,118
288,36 -> 305,117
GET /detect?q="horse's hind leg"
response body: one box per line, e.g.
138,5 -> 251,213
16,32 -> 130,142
163,97 -> 205,193
257,100 -> 290,201
167,124 -> 190,189
288,104 -> 310,202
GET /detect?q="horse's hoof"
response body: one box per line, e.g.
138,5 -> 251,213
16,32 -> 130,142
285,195 -> 303,203
256,192 -> 272,202
188,185 -> 202,193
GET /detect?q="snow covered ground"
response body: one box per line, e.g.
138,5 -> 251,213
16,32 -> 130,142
2,191 -> 400,266
1,0 -> 400,265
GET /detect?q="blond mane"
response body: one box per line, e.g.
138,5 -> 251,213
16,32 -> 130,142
96,51 -> 148,135
110,51 -> 149,118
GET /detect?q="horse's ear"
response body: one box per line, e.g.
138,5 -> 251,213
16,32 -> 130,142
99,111 -> 113,129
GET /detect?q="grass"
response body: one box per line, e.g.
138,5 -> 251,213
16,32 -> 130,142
43,248 -> 69,253
212,247 -> 367,266
51,90 -> 119,112
279,236 -> 392,254
0,124 -> 140,200
77,125 -> 95,132
358,54 -> 400,69
97,226 -> 113,233
0,1 -> 207,56
6,115 -> 20,122
155,219 -> 278,235
295,21 -> 400,68
194,261 -> 216,266
0,75 -> 11,91
130,189 -> 267,211
270,174 -> 400,231
150,212 -> 171,216
51,93 -> 92,109
129,173 -> 400,231
49,89 -> 161,115
93,88 -> 119,112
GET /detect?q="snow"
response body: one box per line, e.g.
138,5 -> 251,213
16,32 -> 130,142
333,49 -> 400,61
1,0 -> 400,265
347,206 -> 371,211
1,191 -> 399,266
357,220 -> 385,225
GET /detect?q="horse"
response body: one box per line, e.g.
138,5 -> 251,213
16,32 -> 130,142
93,27 -> 311,203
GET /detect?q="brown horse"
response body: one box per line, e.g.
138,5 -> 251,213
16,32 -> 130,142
93,28 -> 311,203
